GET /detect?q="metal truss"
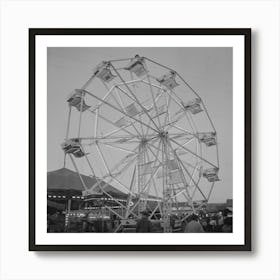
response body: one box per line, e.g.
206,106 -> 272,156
62,55 -> 220,232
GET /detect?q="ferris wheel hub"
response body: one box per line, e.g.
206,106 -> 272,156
158,130 -> 168,139
140,138 -> 148,145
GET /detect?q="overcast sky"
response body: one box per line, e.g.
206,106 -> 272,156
47,47 -> 232,203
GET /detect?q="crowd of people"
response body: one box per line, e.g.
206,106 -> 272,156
182,211 -> 232,233
47,208 -> 232,233
135,209 -> 232,233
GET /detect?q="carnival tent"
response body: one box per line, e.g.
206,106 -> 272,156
47,167 -> 125,196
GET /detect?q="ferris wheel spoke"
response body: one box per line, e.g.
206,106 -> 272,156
84,137 -> 141,146
88,84 -> 116,110
87,151 -> 138,194
114,87 -> 142,137
168,123 -> 196,137
102,125 -> 133,139
104,138 -> 158,179
111,85 -> 162,137
180,111 -> 197,133
160,119 -> 180,130
138,114 -> 146,136
191,176 -> 202,199
162,92 -> 172,129
118,77 -> 146,135
185,109 -> 199,133
110,63 -> 160,131
173,134 -> 195,144
102,117 -> 146,139
144,73 -> 162,128
104,146 -> 138,175
182,109 -> 197,133
142,87 -> 164,136
99,141 -> 138,155
170,138 -> 217,169
100,106 -> 160,141
107,154 -> 138,181
164,90 -> 195,133
144,106 -> 156,137
115,78 -> 145,86
89,109 -> 137,138
180,159 -> 200,173
167,132 -> 193,138
115,86 -> 147,113
147,142 -> 173,166
173,137 -> 196,153
78,135 -> 138,145
168,88 -> 188,108
165,89 -> 198,132
143,57 -> 197,108
179,160 -> 207,201
160,112 -> 189,132
85,89 -> 159,133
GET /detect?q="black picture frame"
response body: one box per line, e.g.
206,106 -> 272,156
29,28 -> 251,251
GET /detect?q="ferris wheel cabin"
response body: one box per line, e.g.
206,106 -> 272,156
67,89 -> 90,112
156,71 -> 179,90
94,61 -> 116,83
124,55 -> 146,77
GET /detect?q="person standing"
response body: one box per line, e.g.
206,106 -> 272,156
136,210 -> 152,233
184,213 -> 205,233
222,216 -> 232,232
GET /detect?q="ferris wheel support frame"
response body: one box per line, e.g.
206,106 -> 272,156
63,55 -> 220,232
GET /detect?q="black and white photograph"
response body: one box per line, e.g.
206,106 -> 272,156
30,29 -> 251,250
47,48 -> 232,234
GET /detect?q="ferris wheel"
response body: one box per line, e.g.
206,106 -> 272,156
61,55 -> 220,232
